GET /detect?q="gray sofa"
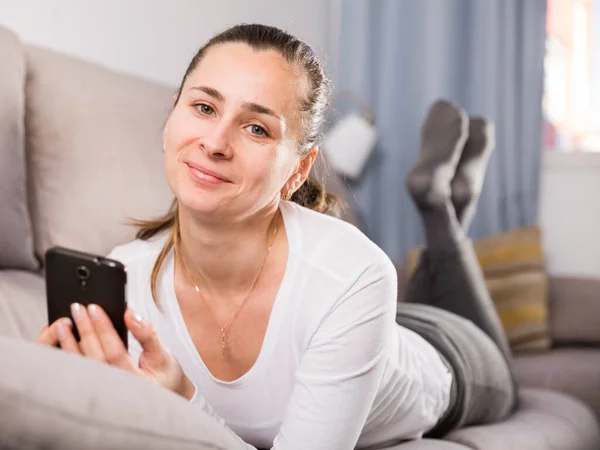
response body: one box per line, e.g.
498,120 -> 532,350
1,24 -> 600,449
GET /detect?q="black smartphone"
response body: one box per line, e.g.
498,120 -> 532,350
45,246 -> 128,346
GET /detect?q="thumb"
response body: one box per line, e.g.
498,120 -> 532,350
125,309 -> 164,357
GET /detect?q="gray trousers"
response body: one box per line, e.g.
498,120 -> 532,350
398,241 -> 518,437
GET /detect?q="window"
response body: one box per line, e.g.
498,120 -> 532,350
543,0 -> 600,152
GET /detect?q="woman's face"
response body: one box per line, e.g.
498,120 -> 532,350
163,42 -> 314,220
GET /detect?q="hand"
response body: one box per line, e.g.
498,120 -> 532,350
36,304 -> 196,400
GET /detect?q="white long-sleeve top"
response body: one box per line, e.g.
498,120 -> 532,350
107,200 -> 452,450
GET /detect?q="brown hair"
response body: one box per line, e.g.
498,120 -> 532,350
134,24 -> 342,305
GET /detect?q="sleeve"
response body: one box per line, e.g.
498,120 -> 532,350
271,258 -> 397,449
188,258 -> 398,450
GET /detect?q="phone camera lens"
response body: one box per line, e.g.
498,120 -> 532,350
76,265 -> 91,280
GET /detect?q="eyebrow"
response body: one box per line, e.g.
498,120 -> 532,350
190,85 -> 280,119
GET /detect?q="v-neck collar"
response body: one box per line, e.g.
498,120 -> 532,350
162,201 -> 299,387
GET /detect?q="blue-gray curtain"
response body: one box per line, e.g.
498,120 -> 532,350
334,0 -> 547,262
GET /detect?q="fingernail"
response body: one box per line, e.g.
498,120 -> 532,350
88,304 -> 99,321
134,313 -> 143,327
56,322 -> 65,339
71,303 -> 82,320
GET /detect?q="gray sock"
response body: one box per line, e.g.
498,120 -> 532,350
405,99 -> 469,210
406,99 -> 469,248
450,118 -> 495,233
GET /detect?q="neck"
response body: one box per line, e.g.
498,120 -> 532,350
177,202 -> 282,302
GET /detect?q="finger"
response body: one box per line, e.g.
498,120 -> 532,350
124,309 -> 165,360
36,320 -> 68,347
35,324 -> 52,345
71,303 -> 105,361
55,318 -> 82,354
88,304 -> 137,372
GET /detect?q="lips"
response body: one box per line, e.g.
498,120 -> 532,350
184,162 -> 232,183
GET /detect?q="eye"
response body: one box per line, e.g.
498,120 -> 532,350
194,103 -> 214,116
246,124 -> 268,137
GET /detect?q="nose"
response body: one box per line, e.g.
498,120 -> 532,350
201,121 -> 234,159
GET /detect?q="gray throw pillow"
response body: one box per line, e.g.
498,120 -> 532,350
0,336 -> 244,449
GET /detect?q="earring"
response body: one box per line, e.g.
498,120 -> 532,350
281,190 -> 292,201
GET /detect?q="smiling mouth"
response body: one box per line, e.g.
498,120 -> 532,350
185,163 -> 231,184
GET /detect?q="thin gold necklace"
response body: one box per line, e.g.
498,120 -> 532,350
180,219 -> 279,356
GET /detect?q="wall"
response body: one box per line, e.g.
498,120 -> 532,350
538,151 -> 600,277
0,0 -> 333,87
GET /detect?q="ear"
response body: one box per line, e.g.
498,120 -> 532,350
284,146 -> 319,195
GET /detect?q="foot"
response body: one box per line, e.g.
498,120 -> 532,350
406,99 -> 469,210
450,117 -> 495,231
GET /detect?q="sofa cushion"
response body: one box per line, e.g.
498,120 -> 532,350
405,226 -> 550,353
0,336 -> 251,449
0,271 -> 46,341
446,387 -> 600,450
24,46 -> 175,262
549,276 -> 600,344
513,347 -> 600,420
0,27 -> 38,270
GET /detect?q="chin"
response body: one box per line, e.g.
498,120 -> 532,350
167,168 -> 230,213
176,187 -> 226,216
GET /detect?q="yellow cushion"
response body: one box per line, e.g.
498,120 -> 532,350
404,226 -> 550,353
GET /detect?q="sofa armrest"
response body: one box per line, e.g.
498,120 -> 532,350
549,276 -> 600,345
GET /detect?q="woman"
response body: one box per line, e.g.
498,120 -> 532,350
37,24 -> 516,449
